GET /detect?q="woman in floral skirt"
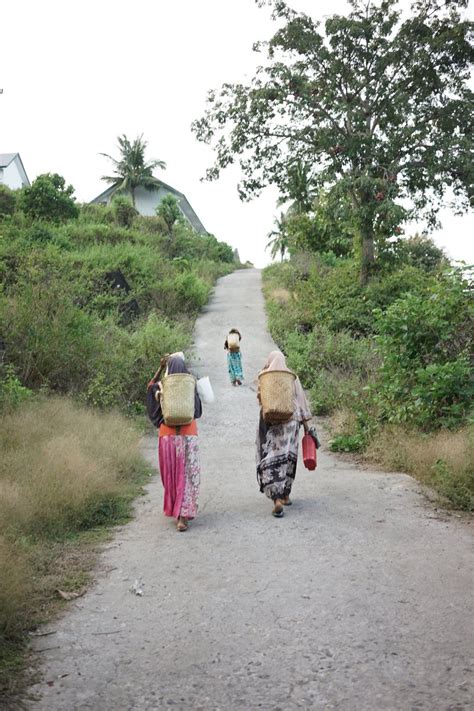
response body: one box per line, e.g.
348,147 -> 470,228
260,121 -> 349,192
147,353 -> 202,532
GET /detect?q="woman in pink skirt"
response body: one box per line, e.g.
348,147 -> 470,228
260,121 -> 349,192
147,353 -> 202,532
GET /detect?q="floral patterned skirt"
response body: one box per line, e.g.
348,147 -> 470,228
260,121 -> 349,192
158,435 -> 200,519
256,414 -> 300,501
227,351 -> 244,383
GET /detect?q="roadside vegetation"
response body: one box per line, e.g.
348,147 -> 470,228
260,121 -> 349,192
263,253 -> 473,511
194,0 -> 473,509
0,146 -> 239,698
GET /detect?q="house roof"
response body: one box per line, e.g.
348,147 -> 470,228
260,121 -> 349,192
0,153 -> 18,168
0,153 -> 31,186
91,179 -> 208,234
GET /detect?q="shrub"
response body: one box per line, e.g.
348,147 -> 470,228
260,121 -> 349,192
374,270 -> 473,429
112,196 -> 138,228
0,185 -> 16,219
0,366 -> 32,413
19,173 -> 79,223
0,281 -> 101,390
156,194 -> 183,237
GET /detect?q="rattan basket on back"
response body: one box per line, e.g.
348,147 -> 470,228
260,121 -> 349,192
161,373 -> 195,426
227,332 -> 240,352
258,369 -> 296,424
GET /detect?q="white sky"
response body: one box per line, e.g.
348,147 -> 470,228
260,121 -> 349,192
1,0 -> 472,267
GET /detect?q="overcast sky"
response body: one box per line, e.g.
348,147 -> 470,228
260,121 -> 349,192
2,0 -> 472,266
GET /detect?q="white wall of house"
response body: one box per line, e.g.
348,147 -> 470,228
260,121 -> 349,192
134,185 -> 173,216
0,157 -> 29,189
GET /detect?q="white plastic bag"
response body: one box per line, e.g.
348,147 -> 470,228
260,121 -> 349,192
197,376 -> 215,404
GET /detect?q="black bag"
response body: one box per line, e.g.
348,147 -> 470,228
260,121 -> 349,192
308,425 -> 321,449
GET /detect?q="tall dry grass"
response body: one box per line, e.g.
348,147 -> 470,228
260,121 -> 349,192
0,397 -> 148,697
365,424 -> 474,510
0,397 -> 146,537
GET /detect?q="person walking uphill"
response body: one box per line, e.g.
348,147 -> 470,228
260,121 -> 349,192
147,353 -> 202,532
224,328 -> 244,386
256,350 -> 312,518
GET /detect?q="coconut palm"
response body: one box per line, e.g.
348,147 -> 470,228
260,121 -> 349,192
100,134 -> 166,207
278,160 -> 317,215
266,213 -> 289,261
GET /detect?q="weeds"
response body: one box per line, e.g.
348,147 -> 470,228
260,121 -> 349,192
0,397 -> 150,699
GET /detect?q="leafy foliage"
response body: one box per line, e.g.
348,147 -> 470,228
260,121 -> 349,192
19,173 -> 79,223
156,194 -> 184,238
101,134 -> 166,205
193,0 -> 473,282
0,186 -> 16,219
374,271 -> 473,429
111,195 -> 138,228
266,212 -> 289,260
0,184 -> 237,410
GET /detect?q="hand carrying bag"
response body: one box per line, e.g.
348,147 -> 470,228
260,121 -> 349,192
197,376 -> 215,404
302,432 -> 317,470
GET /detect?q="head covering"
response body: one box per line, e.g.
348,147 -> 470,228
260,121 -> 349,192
260,350 -> 293,374
166,354 -> 188,375
169,351 -> 185,361
259,349 -> 312,422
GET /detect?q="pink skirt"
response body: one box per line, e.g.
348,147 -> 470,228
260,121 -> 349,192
158,435 -> 200,519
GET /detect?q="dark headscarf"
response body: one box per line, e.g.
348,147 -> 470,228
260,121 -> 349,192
146,355 -> 202,428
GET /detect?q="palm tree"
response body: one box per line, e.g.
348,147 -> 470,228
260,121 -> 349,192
100,134 -> 166,207
266,213 -> 289,261
278,160 -> 317,215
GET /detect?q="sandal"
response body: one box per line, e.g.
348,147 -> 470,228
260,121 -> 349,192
272,500 -> 284,518
281,496 -> 292,506
176,517 -> 188,532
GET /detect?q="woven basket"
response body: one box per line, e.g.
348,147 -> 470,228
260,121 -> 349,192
161,373 -> 195,426
228,333 -> 240,352
258,370 -> 296,424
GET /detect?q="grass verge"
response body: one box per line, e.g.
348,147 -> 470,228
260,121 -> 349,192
364,424 -> 474,511
0,396 -> 151,703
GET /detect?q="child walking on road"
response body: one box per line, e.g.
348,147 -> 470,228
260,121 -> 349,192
224,328 -> 244,386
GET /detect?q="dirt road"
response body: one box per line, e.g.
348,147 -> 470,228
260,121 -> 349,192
29,269 -> 473,710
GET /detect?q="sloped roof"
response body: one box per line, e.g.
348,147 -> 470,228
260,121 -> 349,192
0,153 -> 18,168
91,179 -> 207,234
0,153 -> 30,186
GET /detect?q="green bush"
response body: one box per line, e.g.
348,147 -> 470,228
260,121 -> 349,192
112,196 -> 138,228
374,270 -> 473,430
0,185 -> 16,219
0,366 -> 32,412
0,198 -> 237,411
19,173 -> 79,223
0,281 -> 101,391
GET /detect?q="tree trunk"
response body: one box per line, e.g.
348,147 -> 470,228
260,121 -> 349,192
131,188 -> 136,208
360,234 -> 375,286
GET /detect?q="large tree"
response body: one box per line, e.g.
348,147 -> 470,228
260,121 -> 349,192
192,0 -> 473,283
101,134 -> 166,207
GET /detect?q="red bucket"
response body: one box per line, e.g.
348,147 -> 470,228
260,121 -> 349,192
302,433 -> 317,470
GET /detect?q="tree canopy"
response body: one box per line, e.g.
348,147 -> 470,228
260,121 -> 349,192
101,134 -> 166,206
19,173 -> 79,223
192,0 -> 473,282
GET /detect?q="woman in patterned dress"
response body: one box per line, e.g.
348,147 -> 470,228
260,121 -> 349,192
256,350 -> 312,517
147,353 -> 202,532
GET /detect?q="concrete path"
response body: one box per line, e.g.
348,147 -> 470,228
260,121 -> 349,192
29,269 -> 473,710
